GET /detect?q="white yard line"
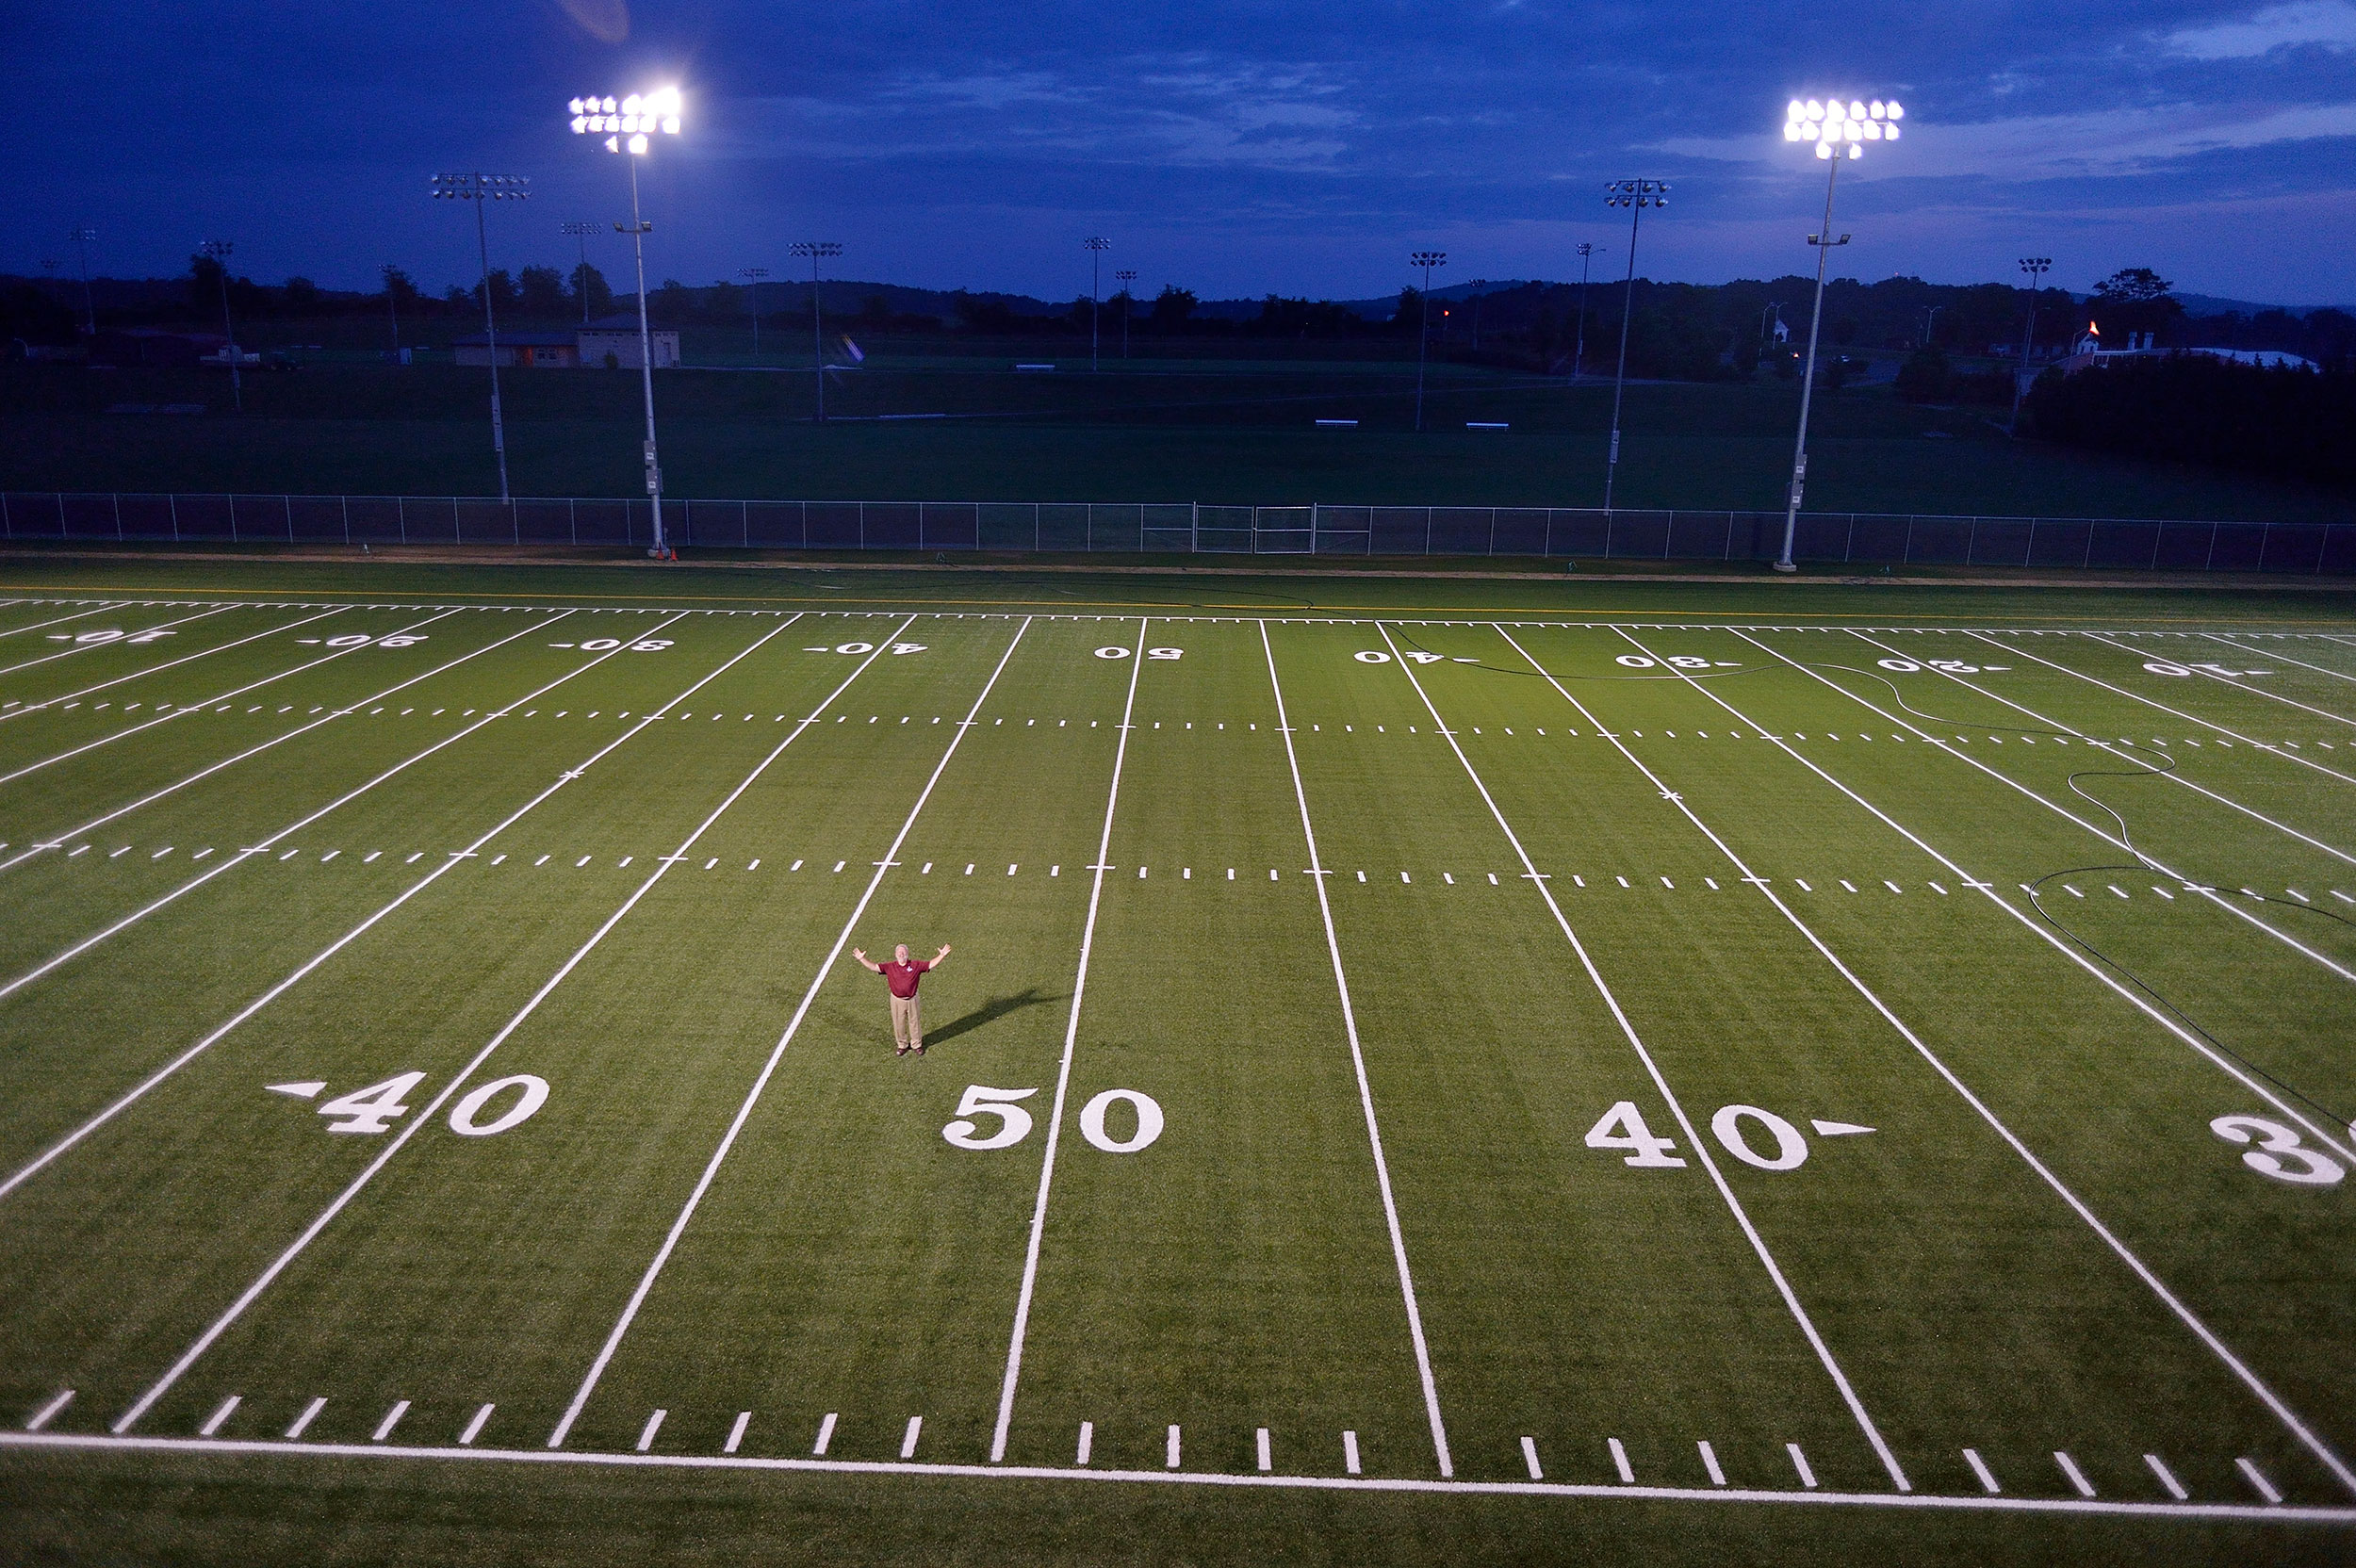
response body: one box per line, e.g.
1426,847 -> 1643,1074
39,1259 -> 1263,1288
1726,628 -> 2356,1167
0,609 -> 596,1001
987,617 -> 1151,1464
2203,634 -> 2356,689
548,615 -> 1032,1449
0,612 -> 805,1203
1959,632 -> 2356,789
2074,630 -> 2356,737
1259,619 -> 1453,1478
108,614 -> 922,1435
1596,626 -> 2356,1497
1837,629 -> 2356,870
11,1429 -> 2356,1519
0,607 -> 471,856
0,604 -> 238,682
1733,633 -> 2356,985
1371,620 -> 1911,1494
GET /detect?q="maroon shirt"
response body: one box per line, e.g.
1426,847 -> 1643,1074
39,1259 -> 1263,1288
881,958 -> 930,999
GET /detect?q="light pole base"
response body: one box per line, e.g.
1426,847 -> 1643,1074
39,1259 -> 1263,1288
1771,560 -> 1798,574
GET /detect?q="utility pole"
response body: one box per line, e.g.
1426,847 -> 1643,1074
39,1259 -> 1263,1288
1468,279 -> 1486,350
1572,242 -> 1598,380
432,172 -> 529,503
1410,251 -> 1447,432
1084,237 -> 1111,371
1601,180 -> 1667,514
1114,269 -> 1137,358
381,263 -> 402,354
562,220 -> 600,324
199,239 -> 241,413
740,266 -> 770,361
2010,256 -> 2052,433
790,241 -> 842,419
68,228 -> 96,336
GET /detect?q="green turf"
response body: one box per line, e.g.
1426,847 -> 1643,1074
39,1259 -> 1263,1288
0,556 -> 2352,1565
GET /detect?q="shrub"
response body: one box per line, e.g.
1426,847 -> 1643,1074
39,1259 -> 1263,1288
2024,354 -> 2353,488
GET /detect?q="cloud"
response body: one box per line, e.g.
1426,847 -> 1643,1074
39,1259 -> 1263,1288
549,0 -> 629,44
1652,99 -> 2356,179
2162,0 -> 2356,57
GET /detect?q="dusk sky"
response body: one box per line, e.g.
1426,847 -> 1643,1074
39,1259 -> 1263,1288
18,0 -> 2356,306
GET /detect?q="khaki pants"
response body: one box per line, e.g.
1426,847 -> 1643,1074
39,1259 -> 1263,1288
891,992 -> 924,1052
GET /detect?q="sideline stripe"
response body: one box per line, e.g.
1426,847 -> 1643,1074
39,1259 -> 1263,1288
1374,619 -> 1910,1494
549,614 -> 1033,1449
107,616 -> 920,1436
7,1430 -> 2349,1523
989,617 -> 1150,1463
0,612 -> 804,1203
1261,619 -> 1452,1477
1620,626 -> 2356,1497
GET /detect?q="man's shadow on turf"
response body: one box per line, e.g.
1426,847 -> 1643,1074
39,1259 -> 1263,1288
923,987 -> 1063,1051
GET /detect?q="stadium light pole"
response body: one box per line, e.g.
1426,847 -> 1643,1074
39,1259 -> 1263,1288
1410,250 -> 1446,432
1572,241 -> 1598,380
1601,180 -> 1666,514
1114,269 -> 1137,358
740,266 -> 770,361
571,88 -> 681,557
561,220 -> 600,324
2010,255 -> 2052,433
790,241 -> 842,420
1468,278 -> 1487,351
1774,94 -> 1903,574
432,172 -> 529,505
1084,237 -> 1111,371
381,263 -> 402,354
199,239 -> 241,413
68,228 -> 97,336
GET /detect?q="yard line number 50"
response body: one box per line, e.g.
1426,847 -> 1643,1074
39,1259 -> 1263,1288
942,1085 -> 1165,1153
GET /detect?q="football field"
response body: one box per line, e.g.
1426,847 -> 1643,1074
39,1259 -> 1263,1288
1,564 -> 2353,1563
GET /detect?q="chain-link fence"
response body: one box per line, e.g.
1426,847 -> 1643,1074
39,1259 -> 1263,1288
4,492 -> 2348,574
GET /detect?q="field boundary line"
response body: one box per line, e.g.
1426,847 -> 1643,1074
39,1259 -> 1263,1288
6,1430 -> 2352,1522
988,616 -> 1150,1464
1731,629 -> 2356,1163
108,615 -> 920,1434
2076,630 -> 2356,733
0,606 -> 473,853
548,613 -> 1035,1448
2204,633 -> 2356,689
1736,634 -> 2356,984
1619,627 -> 2356,1494
1260,620 -> 1453,1477
0,608 -> 587,1000
1846,629 -> 2356,866
1371,619 -> 1911,1494
1964,631 -> 2356,789
0,612 -> 806,1204
0,602 -> 130,642
0,603 -> 239,685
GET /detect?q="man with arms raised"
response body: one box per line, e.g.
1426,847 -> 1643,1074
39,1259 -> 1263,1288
853,941 -> 950,1057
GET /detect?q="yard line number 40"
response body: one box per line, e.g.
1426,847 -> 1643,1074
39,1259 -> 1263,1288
270,1074 -> 548,1137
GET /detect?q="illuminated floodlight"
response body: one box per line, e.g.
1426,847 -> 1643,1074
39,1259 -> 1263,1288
1789,93 -> 1903,160
570,89 -> 683,153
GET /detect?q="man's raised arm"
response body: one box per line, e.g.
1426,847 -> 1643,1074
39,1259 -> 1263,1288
851,948 -> 882,972
931,944 -> 952,968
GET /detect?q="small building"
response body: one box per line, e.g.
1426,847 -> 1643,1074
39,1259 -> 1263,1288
577,314 -> 680,369
453,332 -> 581,368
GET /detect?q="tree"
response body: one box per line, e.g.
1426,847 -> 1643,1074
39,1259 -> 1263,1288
2089,267 -> 2184,343
569,262 -> 613,319
382,267 -> 423,310
651,278 -> 695,322
1148,286 -> 1198,334
187,253 -> 227,318
517,265 -> 568,317
470,269 -> 521,315
283,277 -> 320,312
